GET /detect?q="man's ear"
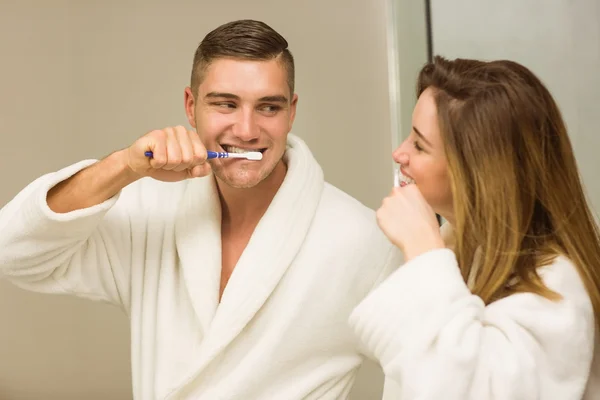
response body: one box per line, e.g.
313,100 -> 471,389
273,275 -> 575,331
184,87 -> 197,128
288,93 -> 298,130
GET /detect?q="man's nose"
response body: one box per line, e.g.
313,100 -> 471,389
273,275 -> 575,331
233,108 -> 260,141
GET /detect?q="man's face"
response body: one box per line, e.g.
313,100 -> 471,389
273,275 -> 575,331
185,57 -> 297,189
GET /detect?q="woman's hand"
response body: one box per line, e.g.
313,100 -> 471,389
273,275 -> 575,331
376,184 -> 445,260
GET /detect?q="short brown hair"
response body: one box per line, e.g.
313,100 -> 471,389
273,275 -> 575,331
190,19 -> 295,98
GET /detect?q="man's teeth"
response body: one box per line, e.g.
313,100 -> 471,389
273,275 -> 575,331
222,146 -> 259,154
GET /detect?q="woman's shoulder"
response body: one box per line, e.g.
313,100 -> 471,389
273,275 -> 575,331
491,255 -> 594,327
538,255 -> 590,302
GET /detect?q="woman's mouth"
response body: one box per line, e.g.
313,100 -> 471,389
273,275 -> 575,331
395,166 -> 415,186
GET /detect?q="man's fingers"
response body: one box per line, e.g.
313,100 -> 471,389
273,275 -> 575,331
187,163 -> 212,178
129,126 -> 209,182
163,127 -> 183,171
147,130 -> 168,169
172,126 -> 194,172
189,130 -> 208,165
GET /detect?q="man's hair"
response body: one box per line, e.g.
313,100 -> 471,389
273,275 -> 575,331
190,19 -> 295,98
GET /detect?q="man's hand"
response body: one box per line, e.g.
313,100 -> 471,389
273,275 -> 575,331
47,125 -> 212,213
126,125 -> 212,182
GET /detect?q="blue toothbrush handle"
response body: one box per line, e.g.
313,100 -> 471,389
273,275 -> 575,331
207,151 -> 226,159
144,150 -> 221,159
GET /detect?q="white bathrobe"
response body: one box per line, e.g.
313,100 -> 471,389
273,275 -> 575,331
0,134 -> 402,400
350,223 -> 600,400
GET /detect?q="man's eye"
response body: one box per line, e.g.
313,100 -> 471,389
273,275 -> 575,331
214,102 -> 235,109
260,105 -> 281,113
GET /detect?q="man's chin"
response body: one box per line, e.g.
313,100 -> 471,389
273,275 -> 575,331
224,179 -> 262,189
214,171 -> 265,190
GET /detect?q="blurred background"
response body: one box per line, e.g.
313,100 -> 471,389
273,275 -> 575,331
0,0 -> 598,398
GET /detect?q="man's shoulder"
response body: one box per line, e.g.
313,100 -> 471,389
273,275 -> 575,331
319,182 -> 377,224
313,182 -> 402,288
315,182 -> 392,251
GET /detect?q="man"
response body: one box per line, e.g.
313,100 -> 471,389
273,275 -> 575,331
0,19 -> 401,399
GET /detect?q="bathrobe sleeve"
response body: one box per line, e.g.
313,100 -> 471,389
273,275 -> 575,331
349,248 -> 596,400
0,160 -> 132,308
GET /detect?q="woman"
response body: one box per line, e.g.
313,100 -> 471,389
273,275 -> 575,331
350,56 -> 600,399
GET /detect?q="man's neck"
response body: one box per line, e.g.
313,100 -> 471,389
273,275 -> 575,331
217,161 -> 288,230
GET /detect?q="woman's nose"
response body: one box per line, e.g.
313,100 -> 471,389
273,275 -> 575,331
392,144 -> 409,165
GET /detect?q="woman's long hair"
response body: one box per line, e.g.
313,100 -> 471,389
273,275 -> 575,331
417,56 -> 600,321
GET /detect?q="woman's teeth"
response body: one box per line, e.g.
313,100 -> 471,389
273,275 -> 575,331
395,167 -> 415,186
401,175 -> 415,185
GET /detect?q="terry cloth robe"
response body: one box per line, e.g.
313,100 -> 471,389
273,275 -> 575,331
0,134 -> 402,400
349,222 -> 600,400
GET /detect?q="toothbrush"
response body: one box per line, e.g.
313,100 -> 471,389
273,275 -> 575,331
144,150 -> 262,161
393,166 -> 400,187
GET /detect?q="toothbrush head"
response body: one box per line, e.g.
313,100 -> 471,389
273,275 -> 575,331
244,151 -> 263,161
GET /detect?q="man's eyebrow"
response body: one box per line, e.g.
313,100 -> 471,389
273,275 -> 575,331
413,126 -> 433,147
258,95 -> 289,103
205,92 -> 240,100
204,93 -> 289,104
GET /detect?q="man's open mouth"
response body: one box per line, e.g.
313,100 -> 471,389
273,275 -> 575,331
221,145 -> 267,154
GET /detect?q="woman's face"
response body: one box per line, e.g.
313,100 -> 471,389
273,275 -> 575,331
393,87 -> 454,221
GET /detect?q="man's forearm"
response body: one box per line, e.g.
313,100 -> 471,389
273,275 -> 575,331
47,149 -> 140,213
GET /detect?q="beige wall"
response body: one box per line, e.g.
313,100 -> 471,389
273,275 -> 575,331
0,0 -> 401,398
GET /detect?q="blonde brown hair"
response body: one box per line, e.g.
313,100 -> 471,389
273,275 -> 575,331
417,56 -> 600,317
